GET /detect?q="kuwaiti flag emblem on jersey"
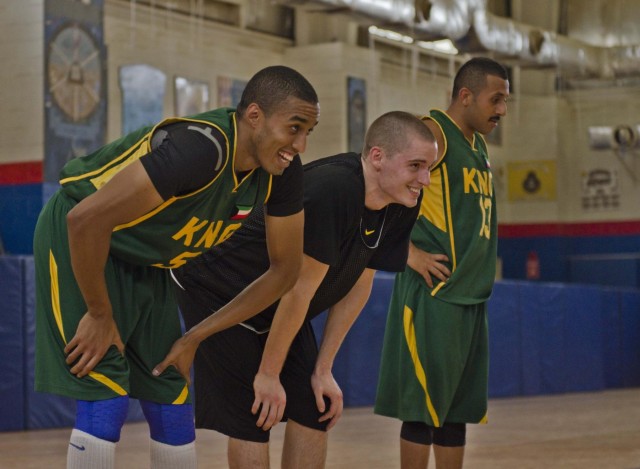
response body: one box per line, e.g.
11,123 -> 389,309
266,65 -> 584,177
231,204 -> 253,220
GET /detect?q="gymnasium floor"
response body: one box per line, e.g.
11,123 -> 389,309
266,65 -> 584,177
1,387 -> 639,468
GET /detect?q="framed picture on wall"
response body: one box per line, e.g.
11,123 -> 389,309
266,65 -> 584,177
119,64 -> 166,134
581,168 -> 620,211
347,77 -> 367,154
507,160 -> 557,202
217,76 -> 248,108
44,0 -> 107,183
174,76 -> 209,117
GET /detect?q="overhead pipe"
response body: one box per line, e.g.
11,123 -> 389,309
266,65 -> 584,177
281,0 -> 640,79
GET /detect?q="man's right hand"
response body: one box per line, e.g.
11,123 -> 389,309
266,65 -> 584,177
64,311 -> 124,378
252,371 -> 286,431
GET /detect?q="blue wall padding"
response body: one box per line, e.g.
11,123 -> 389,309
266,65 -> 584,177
601,289 -> 623,389
498,235 -> 640,284
569,255 -> 640,288
341,272 -> 395,406
311,273 -> 393,406
314,276 -> 639,406
0,256 -> 26,431
3,255 -> 640,430
487,281 -> 522,397
498,237 -> 571,282
562,286 -> 605,392
518,282 -> 546,395
0,184 -> 43,255
619,290 -> 640,387
518,283 -> 609,396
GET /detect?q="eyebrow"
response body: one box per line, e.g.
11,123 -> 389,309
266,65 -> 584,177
408,157 -> 429,165
289,115 -> 319,128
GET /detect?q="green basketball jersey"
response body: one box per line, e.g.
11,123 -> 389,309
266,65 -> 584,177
59,108 -> 273,268
412,109 -> 497,304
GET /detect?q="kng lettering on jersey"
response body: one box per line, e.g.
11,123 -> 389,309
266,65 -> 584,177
463,167 -> 493,197
152,216 -> 241,269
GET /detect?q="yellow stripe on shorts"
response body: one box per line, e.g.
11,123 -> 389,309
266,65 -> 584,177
403,305 -> 440,427
88,372 -> 127,396
172,385 -> 189,404
50,251 -> 128,397
49,250 -> 67,344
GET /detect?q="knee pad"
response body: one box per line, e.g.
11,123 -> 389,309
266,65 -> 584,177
432,422 -> 466,447
140,400 -> 195,446
400,421 -> 433,446
75,396 -> 130,443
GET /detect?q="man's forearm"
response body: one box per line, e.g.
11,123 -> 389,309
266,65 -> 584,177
259,288 -> 313,376
316,269 -> 375,373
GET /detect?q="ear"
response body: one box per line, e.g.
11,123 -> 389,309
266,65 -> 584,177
459,87 -> 473,106
244,103 -> 263,128
368,146 -> 384,170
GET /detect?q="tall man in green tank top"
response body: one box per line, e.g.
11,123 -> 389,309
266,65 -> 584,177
33,65 -> 319,469
375,57 -> 509,469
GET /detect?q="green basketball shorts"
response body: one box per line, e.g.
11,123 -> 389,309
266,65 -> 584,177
33,190 -> 190,404
375,269 -> 488,426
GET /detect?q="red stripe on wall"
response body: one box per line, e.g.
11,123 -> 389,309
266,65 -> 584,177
0,161 -> 43,184
499,221 -> 640,238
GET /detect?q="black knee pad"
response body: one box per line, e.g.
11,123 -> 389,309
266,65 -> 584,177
432,422 -> 466,447
400,421 -> 433,446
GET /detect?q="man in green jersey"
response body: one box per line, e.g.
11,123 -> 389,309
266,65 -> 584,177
33,65 -> 319,469
375,57 -> 509,469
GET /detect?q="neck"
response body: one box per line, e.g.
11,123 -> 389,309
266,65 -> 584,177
234,119 -> 259,172
362,160 -> 388,211
446,105 -> 475,143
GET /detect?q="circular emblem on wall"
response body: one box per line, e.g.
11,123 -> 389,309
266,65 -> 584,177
47,22 -> 102,122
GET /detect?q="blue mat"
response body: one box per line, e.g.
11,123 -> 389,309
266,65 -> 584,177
0,256 -> 26,431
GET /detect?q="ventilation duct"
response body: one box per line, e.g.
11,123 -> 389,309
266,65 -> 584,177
282,0 -> 640,80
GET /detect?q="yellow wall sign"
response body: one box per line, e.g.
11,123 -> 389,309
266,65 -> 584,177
507,160 -> 557,201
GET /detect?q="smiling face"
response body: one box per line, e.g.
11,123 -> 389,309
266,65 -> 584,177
375,135 -> 438,208
249,96 -> 320,175
466,74 -> 509,136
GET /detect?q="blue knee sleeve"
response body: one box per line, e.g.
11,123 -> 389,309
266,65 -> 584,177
75,396 -> 129,443
140,400 -> 195,446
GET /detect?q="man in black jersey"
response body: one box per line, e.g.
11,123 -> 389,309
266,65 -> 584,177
155,111 -> 438,468
33,65 -> 318,469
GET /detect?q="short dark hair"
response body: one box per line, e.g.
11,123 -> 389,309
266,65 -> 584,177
452,57 -> 508,100
236,65 -> 318,117
363,111 -> 435,157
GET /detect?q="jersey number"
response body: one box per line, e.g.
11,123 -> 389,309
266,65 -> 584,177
478,196 -> 492,239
